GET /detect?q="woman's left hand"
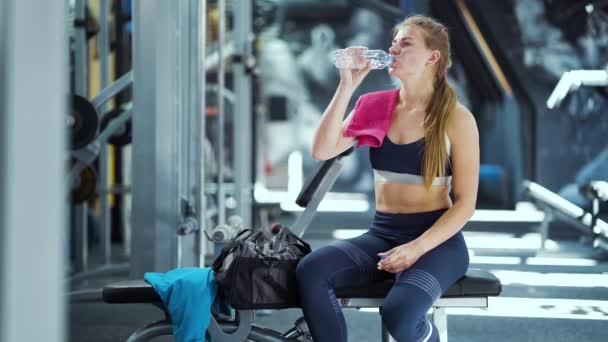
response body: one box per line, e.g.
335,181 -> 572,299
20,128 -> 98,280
377,242 -> 425,273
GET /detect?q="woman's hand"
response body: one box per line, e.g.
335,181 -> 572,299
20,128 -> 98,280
339,46 -> 373,91
377,242 -> 425,273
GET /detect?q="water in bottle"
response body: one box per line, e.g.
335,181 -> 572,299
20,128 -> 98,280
330,49 -> 394,70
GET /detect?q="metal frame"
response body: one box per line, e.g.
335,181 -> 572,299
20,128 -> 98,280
0,0 -> 67,341
233,0 -> 254,232
67,2 -> 135,300
217,0 -> 227,226
90,71 -> 134,109
131,0 -> 204,277
68,104 -> 133,289
524,180 -> 608,251
342,296 -> 488,342
291,160 -> 344,238
68,77 -> 134,290
111,296 -> 488,342
69,0 -> 208,288
69,76 -> 133,179
68,67 -> 133,277
340,296 -> 488,309
98,0 -> 112,268
131,0 -> 180,275
74,0 -> 88,95
198,0 -> 208,266
72,0 -> 90,274
547,69 -> 608,109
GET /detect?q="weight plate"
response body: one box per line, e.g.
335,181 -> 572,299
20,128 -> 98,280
70,94 -> 99,150
71,164 -> 98,204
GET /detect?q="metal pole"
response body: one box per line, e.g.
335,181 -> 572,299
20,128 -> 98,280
233,0 -> 253,231
132,0 -> 180,276
0,0 -> 67,341
198,0 -> 208,266
131,0 -> 202,275
74,0 -> 88,95
99,0 -> 110,91
217,0 -> 226,226
73,0 -> 89,273
99,0 -> 112,265
176,0 -> 185,269
174,0 -> 202,269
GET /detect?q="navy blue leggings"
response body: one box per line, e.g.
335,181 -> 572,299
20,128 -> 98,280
296,209 -> 469,342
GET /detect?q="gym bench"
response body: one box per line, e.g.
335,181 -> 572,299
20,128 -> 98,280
103,269 -> 500,341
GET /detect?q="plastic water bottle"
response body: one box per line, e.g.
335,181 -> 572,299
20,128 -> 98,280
330,49 -> 394,70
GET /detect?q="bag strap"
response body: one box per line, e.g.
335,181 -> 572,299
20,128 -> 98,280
212,229 -> 255,271
286,229 -> 311,251
274,225 -> 311,251
234,229 -> 254,241
273,228 -> 308,257
290,243 -> 311,255
222,229 -> 254,253
274,225 -> 289,249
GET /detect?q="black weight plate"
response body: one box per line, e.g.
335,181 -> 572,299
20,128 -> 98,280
70,164 -> 98,204
99,108 -> 132,147
71,94 -> 99,150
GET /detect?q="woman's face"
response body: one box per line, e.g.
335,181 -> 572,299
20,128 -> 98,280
388,25 -> 437,79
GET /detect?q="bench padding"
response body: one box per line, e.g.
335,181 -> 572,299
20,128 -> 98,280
334,269 -> 502,299
103,279 -> 161,304
102,269 -> 501,305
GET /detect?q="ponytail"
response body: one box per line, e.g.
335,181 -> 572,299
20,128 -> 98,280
421,75 -> 457,190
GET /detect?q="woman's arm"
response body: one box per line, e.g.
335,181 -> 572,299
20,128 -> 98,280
311,47 -> 372,160
311,84 -> 358,160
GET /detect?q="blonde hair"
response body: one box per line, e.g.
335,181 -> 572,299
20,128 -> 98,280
393,14 -> 457,190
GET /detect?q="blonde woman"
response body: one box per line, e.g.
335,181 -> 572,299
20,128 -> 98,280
296,14 -> 479,341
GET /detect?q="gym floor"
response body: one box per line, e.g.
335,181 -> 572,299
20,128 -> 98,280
70,212 -> 608,342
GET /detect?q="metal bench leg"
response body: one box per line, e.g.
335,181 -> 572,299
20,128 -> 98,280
125,320 -> 172,342
433,307 -> 448,342
538,210 -> 553,251
208,310 -> 254,341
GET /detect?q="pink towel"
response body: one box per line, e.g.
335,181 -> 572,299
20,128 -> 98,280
343,88 -> 400,148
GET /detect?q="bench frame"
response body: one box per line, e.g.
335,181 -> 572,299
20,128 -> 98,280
115,295 -> 489,342
343,296 -> 488,342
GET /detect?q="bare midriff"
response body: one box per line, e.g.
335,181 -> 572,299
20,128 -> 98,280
374,182 -> 452,213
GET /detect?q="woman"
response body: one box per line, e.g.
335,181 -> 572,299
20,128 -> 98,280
296,14 -> 479,342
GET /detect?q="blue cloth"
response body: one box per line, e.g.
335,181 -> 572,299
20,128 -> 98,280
144,267 -> 218,342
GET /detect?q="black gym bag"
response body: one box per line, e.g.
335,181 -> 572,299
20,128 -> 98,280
212,224 -> 311,310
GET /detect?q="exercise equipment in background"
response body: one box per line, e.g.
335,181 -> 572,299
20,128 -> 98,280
70,94 -> 99,150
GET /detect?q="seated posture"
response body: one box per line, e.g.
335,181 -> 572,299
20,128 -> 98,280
297,14 -> 479,342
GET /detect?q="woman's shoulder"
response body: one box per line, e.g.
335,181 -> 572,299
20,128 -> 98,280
451,102 -> 474,119
446,102 -> 477,140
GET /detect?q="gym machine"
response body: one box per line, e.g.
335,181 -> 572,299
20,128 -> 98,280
523,180 -> 608,251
